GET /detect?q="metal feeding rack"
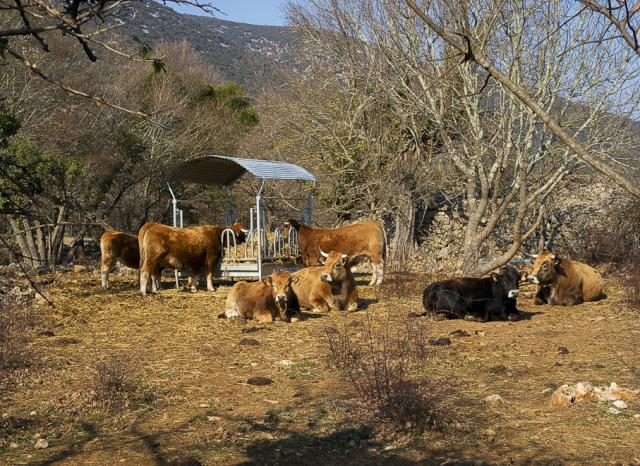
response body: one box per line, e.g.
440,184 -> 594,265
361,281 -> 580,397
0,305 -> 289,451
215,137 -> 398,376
167,155 -> 316,286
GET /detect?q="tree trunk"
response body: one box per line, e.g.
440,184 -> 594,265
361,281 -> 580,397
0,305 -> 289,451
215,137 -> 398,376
50,206 -> 66,267
7,215 -> 32,268
22,218 -> 41,269
389,191 -> 416,270
34,219 -> 49,271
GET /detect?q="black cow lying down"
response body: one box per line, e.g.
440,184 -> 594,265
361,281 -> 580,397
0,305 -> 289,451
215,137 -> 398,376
422,266 -> 521,322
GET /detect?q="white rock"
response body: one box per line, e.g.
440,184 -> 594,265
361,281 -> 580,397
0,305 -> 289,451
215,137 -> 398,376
612,400 -> 628,409
277,359 -> 293,366
1,413 -> 8,419
383,445 -> 398,452
33,433 -> 40,439
9,442 -> 18,449
574,382 -> 593,395
633,414 -> 640,419
34,439 -> 48,449
485,394 -> 505,405
609,382 -> 619,391
608,407 -> 620,415
207,416 -> 221,422
29,411 -> 37,416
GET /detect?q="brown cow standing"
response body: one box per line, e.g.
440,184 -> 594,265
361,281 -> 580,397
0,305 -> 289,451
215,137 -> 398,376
284,219 -> 385,286
222,271 -> 301,322
100,231 -> 140,290
138,222 -> 246,295
527,251 -> 606,306
292,250 -> 359,312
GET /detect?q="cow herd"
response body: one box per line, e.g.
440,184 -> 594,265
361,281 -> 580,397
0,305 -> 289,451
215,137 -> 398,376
100,219 -> 608,323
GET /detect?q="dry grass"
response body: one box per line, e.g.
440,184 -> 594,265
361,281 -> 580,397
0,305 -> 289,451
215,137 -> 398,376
0,270 -> 639,465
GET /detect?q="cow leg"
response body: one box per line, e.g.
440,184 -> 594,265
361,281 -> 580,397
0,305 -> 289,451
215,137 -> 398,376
464,311 -> 488,323
151,269 -> 161,293
368,266 -> 377,286
255,311 -> 275,323
206,271 -> 215,292
224,304 -> 240,318
375,261 -> 384,285
140,270 -> 150,296
191,270 -> 200,292
310,296 -> 330,313
101,260 -> 112,290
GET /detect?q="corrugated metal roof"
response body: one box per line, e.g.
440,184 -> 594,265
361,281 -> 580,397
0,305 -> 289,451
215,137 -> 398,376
169,155 -> 316,186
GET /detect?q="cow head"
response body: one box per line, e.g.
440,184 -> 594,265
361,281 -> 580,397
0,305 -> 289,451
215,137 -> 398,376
317,249 -> 351,283
264,271 -> 298,322
527,251 -> 561,285
495,265 -> 521,299
229,223 -> 248,244
283,219 -> 301,235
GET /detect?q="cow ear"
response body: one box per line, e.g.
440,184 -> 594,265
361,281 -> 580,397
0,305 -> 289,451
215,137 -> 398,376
341,254 -> 348,266
290,275 -> 299,285
490,272 -> 499,282
262,276 -> 273,286
552,255 -> 561,266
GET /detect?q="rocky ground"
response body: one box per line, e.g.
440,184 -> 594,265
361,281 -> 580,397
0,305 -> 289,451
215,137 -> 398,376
0,269 -> 639,465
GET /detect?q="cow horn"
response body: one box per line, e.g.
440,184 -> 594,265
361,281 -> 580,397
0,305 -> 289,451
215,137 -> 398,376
319,248 -> 329,258
341,254 -> 347,259
525,252 -> 538,258
241,228 -> 249,233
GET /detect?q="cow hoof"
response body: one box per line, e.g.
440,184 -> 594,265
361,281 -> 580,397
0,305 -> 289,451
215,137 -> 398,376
507,313 -> 520,322
290,317 -> 301,323
225,310 -> 240,318
534,298 -> 545,305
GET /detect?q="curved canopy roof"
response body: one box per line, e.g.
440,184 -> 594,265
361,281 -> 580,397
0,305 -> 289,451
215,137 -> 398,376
169,155 -> 316,186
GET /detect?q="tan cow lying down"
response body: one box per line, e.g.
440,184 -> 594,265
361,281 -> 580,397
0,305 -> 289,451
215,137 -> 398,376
292,250 -> 359,312
222,271 -> 301,322
100,231 -> 140,290
284,219 -> 385,286
527,251 -> 606,306
138,222 -> 246,295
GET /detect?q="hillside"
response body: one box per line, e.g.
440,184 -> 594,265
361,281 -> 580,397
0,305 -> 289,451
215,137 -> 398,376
117,1 -> 295,86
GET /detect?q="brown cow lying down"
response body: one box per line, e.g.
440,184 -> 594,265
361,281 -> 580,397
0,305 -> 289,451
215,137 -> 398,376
527,251 -> 606,306
292,250 -> 359,312
139,222 -> 247,295
221,271 -> 302,322
100,231 -> 140,290
284,219 -> 385,286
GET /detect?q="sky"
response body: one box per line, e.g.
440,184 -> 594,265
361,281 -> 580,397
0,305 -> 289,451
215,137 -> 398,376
169,0 -> 288,26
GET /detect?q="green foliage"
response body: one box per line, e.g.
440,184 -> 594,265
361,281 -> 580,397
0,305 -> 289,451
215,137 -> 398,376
152,59 -> 166,74
133,36 -> 154,60
0,104 -> 20,148
0,139 -> 85,212
200,82 -> 259,126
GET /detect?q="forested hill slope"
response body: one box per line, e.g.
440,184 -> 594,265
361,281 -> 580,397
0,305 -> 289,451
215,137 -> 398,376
118,0 -> 295,86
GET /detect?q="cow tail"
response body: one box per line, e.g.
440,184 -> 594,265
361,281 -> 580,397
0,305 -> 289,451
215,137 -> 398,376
138,228 -> 146,270
379,220 -> 388,263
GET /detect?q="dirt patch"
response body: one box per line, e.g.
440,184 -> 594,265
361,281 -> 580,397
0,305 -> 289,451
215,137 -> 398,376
0,272 -> 638,465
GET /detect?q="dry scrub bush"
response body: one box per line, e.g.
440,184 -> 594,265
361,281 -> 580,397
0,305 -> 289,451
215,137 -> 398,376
324,315 -> 443,434
92,353 -> 138,409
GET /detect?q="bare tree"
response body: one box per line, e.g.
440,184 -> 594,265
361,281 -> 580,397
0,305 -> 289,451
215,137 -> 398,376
405,0 -> 640,199
578,0 -> 640,55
